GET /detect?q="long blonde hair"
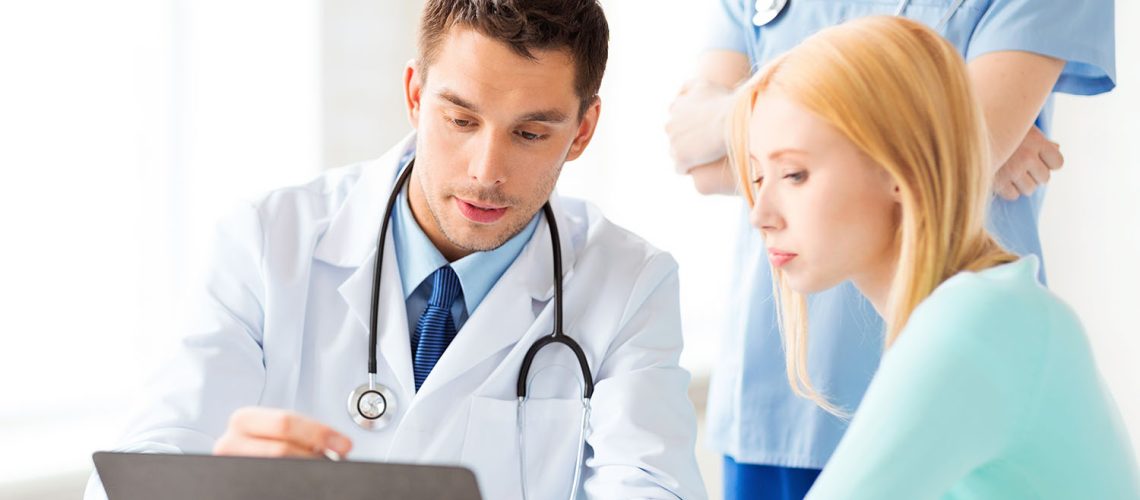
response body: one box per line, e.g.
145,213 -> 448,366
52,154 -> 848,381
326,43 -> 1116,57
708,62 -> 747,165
727,16 -> 1016,415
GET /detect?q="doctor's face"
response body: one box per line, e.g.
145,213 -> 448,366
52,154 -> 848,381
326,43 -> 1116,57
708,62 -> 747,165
403,27 -> 600,261
746,91 -> 900,295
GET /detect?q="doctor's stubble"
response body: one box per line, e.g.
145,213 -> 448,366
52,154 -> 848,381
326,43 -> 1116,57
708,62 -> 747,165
413,155 -> 564,255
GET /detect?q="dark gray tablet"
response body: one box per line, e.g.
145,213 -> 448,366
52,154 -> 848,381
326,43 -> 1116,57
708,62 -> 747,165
92,451 -> 482,500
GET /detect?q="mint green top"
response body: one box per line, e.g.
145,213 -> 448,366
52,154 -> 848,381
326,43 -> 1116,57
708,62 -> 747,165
806,256 -> 1139,499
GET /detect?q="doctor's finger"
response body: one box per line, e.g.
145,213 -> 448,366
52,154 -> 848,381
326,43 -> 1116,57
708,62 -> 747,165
230,407 -> 353,455
214,434 -> 320,458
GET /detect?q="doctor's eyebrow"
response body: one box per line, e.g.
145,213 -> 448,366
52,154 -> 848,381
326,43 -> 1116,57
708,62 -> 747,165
437,89 -> 480,113
517,109 -> 568,124
436,88 -> 569,124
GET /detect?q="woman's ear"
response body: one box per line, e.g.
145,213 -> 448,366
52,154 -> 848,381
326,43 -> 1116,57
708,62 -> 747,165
870,167 -> 898,205
878,167 -> 902,203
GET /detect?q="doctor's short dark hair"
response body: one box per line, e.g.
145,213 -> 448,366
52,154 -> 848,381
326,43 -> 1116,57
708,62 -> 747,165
417,0 -> 609,118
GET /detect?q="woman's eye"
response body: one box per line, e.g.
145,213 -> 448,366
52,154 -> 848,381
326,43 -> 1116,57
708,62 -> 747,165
752,175 -> 764,186
784,171 -> 807,183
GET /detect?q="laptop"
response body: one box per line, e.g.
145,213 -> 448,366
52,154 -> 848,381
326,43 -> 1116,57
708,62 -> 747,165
93,451 -> 483,500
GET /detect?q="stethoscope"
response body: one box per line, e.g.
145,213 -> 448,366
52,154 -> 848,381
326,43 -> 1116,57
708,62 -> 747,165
753,0 -> 967,31
346,158 -> 594,500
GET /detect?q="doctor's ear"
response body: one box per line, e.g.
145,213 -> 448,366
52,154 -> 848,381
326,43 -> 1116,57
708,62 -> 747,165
404,59 -> 422,128
564,97 -> 601,162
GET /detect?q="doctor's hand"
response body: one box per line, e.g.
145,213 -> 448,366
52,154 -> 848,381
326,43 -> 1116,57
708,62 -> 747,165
214,407 -> 353,459
666,80 -> 735,174
993,126 -> 1064,201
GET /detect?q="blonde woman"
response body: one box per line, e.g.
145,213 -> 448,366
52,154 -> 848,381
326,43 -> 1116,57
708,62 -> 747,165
729,16 -> 1138,498
670,2 -> 1115,497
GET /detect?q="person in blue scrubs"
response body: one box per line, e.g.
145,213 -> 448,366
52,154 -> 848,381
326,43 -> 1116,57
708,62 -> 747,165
664,1 -> 1117,498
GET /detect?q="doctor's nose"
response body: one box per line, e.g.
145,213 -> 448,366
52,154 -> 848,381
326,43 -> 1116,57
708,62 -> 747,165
467,135 -> 509,187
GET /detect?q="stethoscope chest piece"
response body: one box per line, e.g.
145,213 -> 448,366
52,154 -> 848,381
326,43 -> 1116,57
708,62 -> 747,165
753,0 -> 789,26
347,382 -> 397,430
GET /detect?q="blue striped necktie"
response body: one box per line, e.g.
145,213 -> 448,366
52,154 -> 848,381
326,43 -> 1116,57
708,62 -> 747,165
412,266 -> 463,392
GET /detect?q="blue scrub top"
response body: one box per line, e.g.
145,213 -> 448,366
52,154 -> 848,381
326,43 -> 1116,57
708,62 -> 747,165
702,0 -> 1117,469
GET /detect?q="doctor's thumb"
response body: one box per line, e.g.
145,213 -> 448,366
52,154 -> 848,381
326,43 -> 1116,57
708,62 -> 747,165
326,433 -> 352,456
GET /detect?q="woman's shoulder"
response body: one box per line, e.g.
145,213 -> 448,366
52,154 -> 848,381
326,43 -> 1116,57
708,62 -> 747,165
892,256 -> 1086,385
909,256 -> 1081,344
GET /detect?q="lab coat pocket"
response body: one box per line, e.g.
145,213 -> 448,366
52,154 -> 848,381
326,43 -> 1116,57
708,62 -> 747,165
461,396 -> 586,500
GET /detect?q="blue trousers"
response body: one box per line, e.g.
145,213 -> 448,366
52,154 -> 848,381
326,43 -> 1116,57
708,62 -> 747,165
724,456 -> 821,500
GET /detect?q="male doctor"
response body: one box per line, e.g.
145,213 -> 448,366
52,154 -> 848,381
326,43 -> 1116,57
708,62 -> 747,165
85,0 -> 706,498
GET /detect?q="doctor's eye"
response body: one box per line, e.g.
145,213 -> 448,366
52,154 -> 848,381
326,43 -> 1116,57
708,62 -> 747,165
447,116 -> 474,129
514,130 -> 546,142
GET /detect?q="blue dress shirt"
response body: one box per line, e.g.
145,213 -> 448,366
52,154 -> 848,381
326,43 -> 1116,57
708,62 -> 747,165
390,166 -> 540,340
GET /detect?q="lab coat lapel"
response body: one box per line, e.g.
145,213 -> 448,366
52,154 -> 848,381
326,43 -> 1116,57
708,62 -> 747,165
313,133 -> 412,267
414,197 -> 578,399
519,195 -> 578,303
337,242 -> 416,401
315,134 -> 418,400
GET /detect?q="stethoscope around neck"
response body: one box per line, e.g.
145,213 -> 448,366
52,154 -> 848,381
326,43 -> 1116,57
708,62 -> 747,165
753,0 -> 967,31
345,158 -> 594,499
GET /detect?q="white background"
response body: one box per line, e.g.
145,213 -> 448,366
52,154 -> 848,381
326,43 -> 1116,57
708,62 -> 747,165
0,0 -> 1135,497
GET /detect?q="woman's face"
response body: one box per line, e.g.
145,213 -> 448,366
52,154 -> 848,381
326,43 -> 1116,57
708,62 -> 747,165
746,91 -> 900,295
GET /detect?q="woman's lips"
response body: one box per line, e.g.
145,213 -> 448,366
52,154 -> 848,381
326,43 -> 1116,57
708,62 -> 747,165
768,249 -> 798,268
455,197 -> 508,224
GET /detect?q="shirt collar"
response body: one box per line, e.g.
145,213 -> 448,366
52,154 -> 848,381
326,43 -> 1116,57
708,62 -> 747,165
391,164 -> 540,316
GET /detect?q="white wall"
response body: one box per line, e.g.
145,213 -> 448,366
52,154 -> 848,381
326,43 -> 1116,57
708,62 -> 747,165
1042,0 -> 1140,457
0,0 -> 322,496
321,0 -> 422,168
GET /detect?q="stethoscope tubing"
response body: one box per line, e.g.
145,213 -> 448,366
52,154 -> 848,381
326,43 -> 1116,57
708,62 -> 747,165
364,157 -> 595,403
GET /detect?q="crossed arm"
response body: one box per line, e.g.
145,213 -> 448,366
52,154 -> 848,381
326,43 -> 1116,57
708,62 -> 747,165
669,50 -> 1065,199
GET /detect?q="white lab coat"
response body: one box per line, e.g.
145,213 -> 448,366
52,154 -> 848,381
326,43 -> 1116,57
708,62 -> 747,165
85,137 -> 707,499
